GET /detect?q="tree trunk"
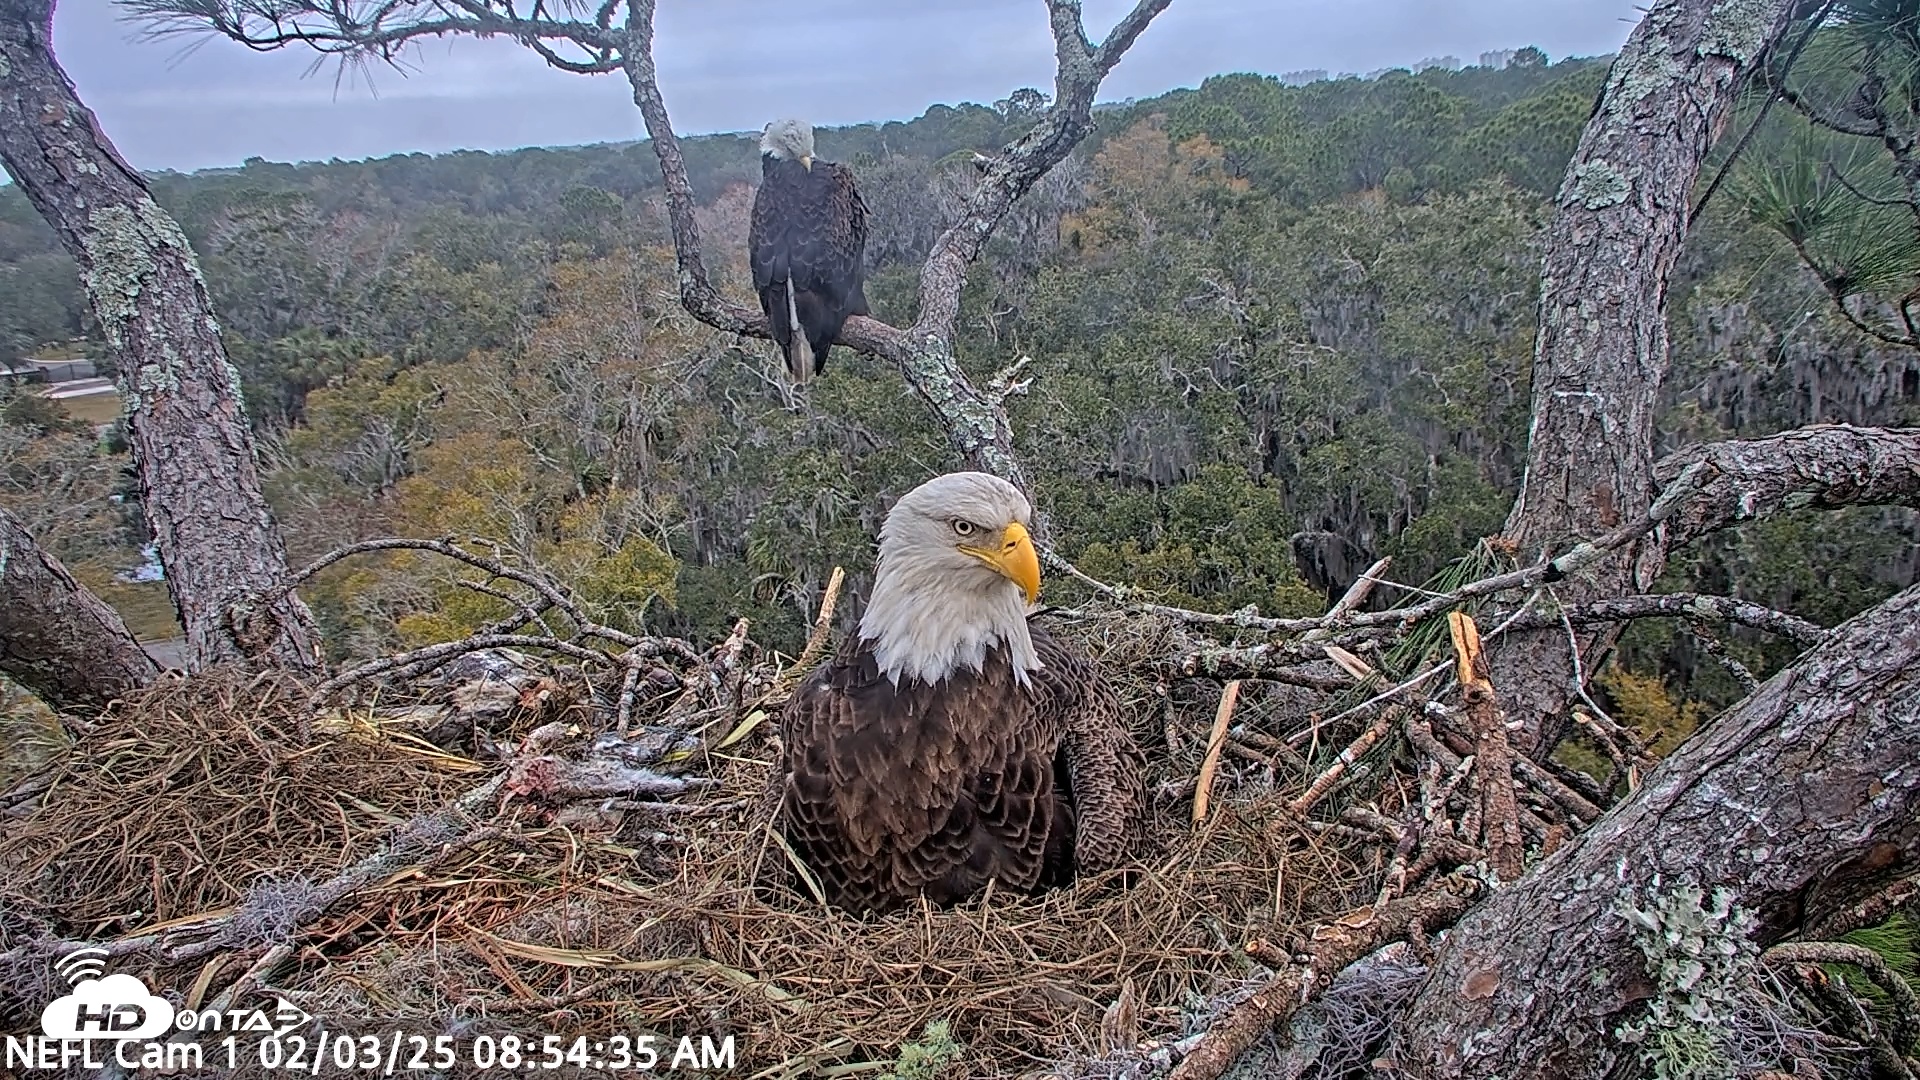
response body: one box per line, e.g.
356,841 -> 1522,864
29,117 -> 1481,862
0,507 -> 159,711
1492,0 -> 1795,757
0,0 -> 321,673
1391,580 -> 1920,1077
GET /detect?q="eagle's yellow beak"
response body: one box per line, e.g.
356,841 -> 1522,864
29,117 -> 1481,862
800,155 -> 814,172
964,521 -> 1041,605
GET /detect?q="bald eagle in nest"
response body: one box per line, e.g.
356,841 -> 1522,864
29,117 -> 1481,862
749,118 -> 870,382
777,472 -> 1149,915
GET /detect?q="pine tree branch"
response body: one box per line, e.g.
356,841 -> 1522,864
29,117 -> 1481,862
120,0 -> 619,62
1500,591 -> 1826,645
1654,424 -> 1920,547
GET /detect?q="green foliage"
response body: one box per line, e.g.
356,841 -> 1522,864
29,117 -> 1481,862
0,252 -> 86,363
553,185 -> 627,254
1736,132 -> 1920,299
1060,465 -> 1325,616
1597,668 -> 1711,758
883,1020 -> 964,1080
1844,915 -> 1919,977
1448,63 -> 1609,193
1726,7 -> 1920,344
3,50 -> 1914,686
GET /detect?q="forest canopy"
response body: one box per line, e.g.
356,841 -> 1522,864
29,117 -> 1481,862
2,43 -> 1916,753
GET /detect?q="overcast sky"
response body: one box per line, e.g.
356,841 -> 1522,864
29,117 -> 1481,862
48,1 -> 1643,174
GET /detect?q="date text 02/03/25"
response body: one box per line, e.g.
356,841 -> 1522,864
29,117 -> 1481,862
92,1031 -> 738,1073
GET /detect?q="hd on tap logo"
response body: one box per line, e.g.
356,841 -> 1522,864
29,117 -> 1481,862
38,948 -> 175,1040
7,947 -> 315,1071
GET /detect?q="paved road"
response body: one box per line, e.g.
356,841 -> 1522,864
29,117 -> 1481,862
42,378 -> 116,400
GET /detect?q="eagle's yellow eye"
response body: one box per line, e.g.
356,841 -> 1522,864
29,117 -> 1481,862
951,519 -> 976,537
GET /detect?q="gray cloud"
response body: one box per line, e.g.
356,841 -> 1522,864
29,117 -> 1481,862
49,1 -> 1642,173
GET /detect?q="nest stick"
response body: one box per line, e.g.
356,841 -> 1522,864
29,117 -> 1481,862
1286,708 -> 1395,819
1285,661 -> 1448,748
1373,817 -> 1419,908
1301,556 -> 1391,642
1448,613 -> 1524,882
775,567 -> 846,700
202,943 -> 295,1016
795,567 -> 846,673
1192,680 -> 1241,824
1168,877 -> 1483,1080
615,655 -> 645,734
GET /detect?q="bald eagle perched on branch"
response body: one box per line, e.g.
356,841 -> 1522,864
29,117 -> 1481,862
749,118 -> 870,381
777,472 -> 1149,915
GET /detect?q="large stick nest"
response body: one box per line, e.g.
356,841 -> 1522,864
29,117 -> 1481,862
0,617 -> 1395,1078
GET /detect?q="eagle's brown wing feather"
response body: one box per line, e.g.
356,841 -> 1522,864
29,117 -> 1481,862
777,623 -> 1147,915
824,162 -> 870,317
1029,622 -> 1150,876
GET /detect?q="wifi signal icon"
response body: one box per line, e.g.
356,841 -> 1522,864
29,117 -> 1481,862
55,947 -> 108,987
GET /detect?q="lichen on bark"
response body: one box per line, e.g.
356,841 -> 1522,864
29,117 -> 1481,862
1607,7 -> 1689,107
0,5 -> 320,674
1571,161 -> 1633,209
1700,0 -> 1777,61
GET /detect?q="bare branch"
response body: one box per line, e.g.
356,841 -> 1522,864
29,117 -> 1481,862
620,0 -> 1169,486
617,0 -> 753,334
1687,623 -> 1762,693
310,633 -> 615,704
1503,591 -> 1827,645
1089,0 -> 1173,74
120,0 -> 1172,491
1061,460 -> 1717,637
119,0 -> 620,66
0,506 -> 161,710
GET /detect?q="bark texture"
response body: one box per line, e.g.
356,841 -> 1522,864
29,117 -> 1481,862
1493,0 -> 1796,757
1167,878 -> 1483,1080
0,507 -> 159,711
1655,423 -> 1920,547
1393,580 -> 1920,1077
0,0 -> 321,673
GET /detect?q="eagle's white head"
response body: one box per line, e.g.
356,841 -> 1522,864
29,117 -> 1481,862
761,117 -> 816,171
858,471 -> 1042,687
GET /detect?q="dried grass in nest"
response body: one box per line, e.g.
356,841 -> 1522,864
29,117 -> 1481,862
1,617 -> 1390,1078
286,760 -> 1355,1078
275,644 -> 1379,1078
0,671 -> 474,935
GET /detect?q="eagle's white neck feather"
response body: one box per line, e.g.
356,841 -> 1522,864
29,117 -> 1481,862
859,548 -> 1038,687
